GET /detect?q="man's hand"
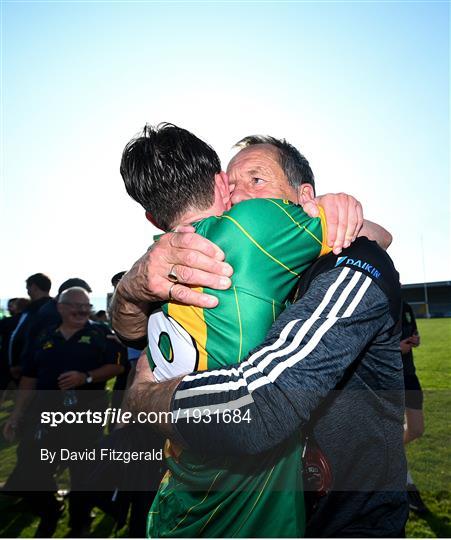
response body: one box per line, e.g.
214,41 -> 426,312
126,354 -> 183,441
302,193 -> 363,254
400,338 -> 413,355
118,230 -> 233,308
111,229 -> 234,341
58,371 -> 86,390
3,413 -> 20,443
10,366 -> 22,380
410,333 -> 420,347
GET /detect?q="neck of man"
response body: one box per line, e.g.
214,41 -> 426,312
172,202 -> 224,229
31,291 -> 49,302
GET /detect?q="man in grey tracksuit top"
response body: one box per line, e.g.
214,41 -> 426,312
138,237 -> 408,537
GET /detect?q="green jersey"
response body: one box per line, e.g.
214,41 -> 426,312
147,198 -> 329,538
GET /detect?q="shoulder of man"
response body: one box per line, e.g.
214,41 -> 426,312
87,321 -> 125,350
86,320 -> 111,338
225,197 -> 306,220
297,237 -> 401,322
27,300 -> 60,337
28,296 -> 53,315
35,324 -> 59,348
36,298 -> 57,317
198,198 -> 311,239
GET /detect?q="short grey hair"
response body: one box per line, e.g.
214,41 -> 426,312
58,287 -> 90,304
234,134 -> 315,194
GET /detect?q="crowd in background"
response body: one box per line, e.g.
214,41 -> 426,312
0,272 -> 163,538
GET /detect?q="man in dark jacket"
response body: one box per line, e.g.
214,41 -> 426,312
8,273 -> 52,379
0,298 -> 30,396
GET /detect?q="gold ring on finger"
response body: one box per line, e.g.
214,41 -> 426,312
168,265 -> 178,283
168,283 -> 177,301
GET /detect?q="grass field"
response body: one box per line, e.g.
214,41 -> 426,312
403,318 -> 451,538
0,318 -> 450,537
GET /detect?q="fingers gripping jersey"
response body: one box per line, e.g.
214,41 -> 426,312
147,198 -> 329,538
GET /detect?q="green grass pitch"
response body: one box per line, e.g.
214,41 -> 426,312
404,318 -> 451,538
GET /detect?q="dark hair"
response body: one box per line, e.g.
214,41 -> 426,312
14,298 -> 31,312
58,278 -> 92,295
120,123 -> 221,231
7,297 -> 30,316
234,135 -> 315,194
26,273 -> 51,293
111,271 -> 126,288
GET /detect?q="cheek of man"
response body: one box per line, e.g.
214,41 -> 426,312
67,308 -> 89,326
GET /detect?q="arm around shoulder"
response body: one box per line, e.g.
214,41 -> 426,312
171,266 -> 394,455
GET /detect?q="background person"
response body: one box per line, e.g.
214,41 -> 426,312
89,270 -> 159,539
92,310 -> 109,323
0,298 -> 30,403
8,273 -> 52,381
2,287 -> 124,538
18,278 -> 93,376
400,300 -> 427,514
108,271 -> 136,426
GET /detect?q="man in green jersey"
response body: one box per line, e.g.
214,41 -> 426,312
117,123 -> 389,537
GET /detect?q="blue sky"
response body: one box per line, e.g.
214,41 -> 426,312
1,0 -> 449,302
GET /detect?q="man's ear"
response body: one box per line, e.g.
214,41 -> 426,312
145,211 -> 159,228
215,171 -> 230,202
297,183 -> 315,204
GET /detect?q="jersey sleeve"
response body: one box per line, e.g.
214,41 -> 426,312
170,266 -> 393,455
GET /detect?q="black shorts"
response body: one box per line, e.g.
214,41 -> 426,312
404,374 -> 423,410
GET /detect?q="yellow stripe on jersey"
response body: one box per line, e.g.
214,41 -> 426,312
272,299 -> 276,322
168,292 -> 208,371
232,466 -> 276,536
217,215 -> 299,276
199,502 -> 224,535
318,206 -> 332,257
170,470 -> 223,534
233,286 -> 243,363
267,199 -> 324,248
